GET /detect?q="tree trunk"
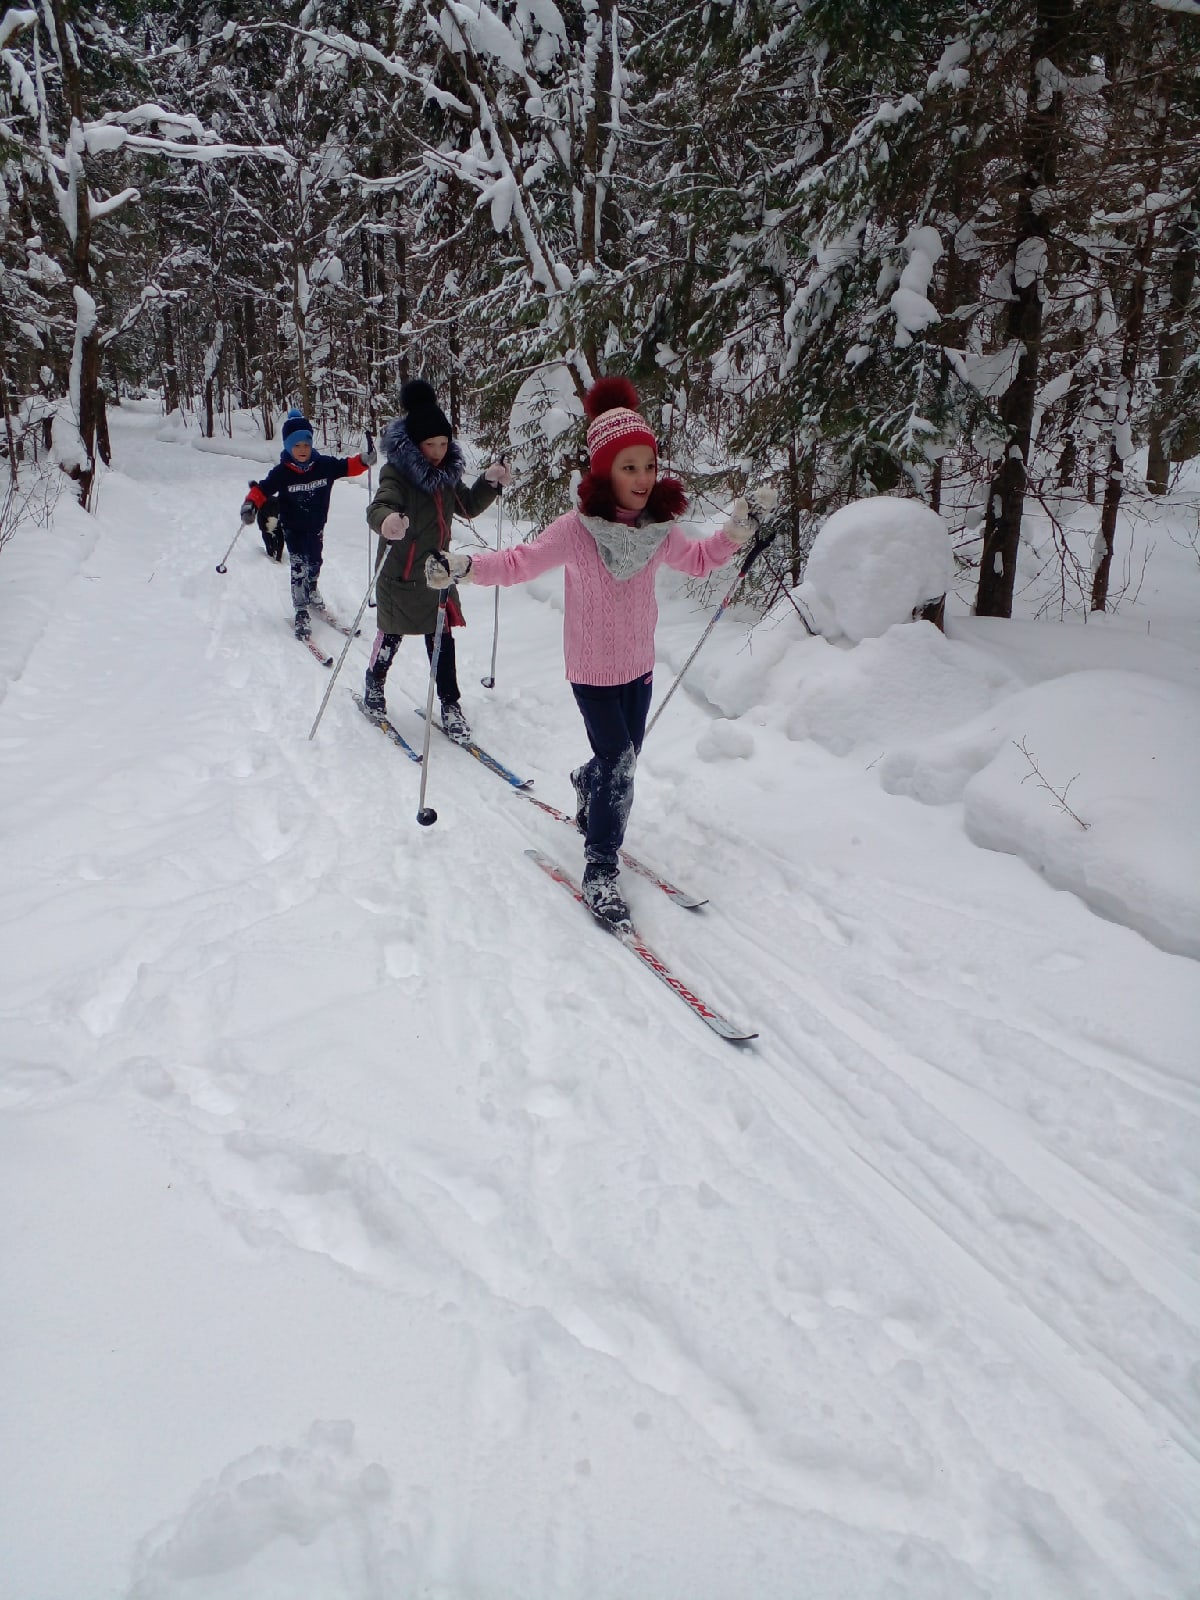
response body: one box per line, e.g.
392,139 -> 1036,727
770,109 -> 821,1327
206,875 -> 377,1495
1092,49 -> 1169,609
95,385 -> 111,466
294,263 -> 311,418
50,0 -> 99,508
1092,239 -> 1155,610
1146,219 -> 1198,493
234,296 -> 255,410
579,0 -> 616,267
161,304 -> 181,414
2,375 -> 18,490
975,0 -> 1072,617
578,0 -> 616,376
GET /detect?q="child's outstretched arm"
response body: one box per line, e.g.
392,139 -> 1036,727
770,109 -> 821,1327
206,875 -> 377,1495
451,511 -> 574,588
661,499 -> 757,577
334,440 -> 376,481
241,460 -> 288,519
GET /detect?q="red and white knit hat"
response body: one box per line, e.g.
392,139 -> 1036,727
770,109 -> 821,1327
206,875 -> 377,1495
584,376 -> 657,480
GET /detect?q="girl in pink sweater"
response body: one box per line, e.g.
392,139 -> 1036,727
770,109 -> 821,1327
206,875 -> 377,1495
426,377 -> 753,926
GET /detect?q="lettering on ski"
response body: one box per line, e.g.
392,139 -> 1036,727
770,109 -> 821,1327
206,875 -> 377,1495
525,848 -> 756,1043
414,708 -> 533,789
352,693 -> 422,763
294,627 -> 333,667
517,792 -> 707,909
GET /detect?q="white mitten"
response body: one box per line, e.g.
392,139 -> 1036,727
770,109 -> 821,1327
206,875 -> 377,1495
747,485 -> 779,521
425,551 -> 474,589
721,497 -> 755,547
484,461 -> 512,488
379,512 -> 409,541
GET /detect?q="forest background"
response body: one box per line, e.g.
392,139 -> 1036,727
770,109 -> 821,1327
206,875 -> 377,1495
1,0 -> 1198,620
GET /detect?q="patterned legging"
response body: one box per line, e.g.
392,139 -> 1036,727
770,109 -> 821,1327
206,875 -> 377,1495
366,630 -> 462,705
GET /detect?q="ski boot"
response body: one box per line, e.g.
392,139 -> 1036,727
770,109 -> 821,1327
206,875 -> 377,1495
440,700 -> 472,744
362,674 -> 386,718
294,608 -> 312,639
582,863 -> 630,927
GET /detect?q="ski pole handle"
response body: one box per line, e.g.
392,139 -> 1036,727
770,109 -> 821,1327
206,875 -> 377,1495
738,521 -> 778,577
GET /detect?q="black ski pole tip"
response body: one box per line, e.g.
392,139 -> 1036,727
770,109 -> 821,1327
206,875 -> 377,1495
480,676 -> 495,688
215,564 -> 226,573
417,807 -> 438,827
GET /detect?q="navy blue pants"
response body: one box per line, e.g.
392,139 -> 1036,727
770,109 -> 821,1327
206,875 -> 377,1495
571,674 -> 654,866
367,631 -> 462,705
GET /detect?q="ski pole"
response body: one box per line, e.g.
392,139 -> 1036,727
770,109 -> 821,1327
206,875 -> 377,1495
416,590 -> 449,826
481,485 -> 504,689
215,520 -> 247,574
308,543 -> 388,741
365,428 -> 376,607
644,516 -> 779,739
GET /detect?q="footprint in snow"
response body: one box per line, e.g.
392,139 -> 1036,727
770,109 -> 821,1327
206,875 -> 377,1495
124,1421 -> 393,1598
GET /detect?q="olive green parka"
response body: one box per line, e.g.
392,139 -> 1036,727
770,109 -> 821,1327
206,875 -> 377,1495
366,425 -> 499,635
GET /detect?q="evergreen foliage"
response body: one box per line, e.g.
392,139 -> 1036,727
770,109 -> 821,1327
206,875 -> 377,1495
1,0 -> 1196,612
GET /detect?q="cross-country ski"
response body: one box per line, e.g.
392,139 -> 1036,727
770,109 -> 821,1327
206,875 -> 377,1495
525,848 -> 754,1041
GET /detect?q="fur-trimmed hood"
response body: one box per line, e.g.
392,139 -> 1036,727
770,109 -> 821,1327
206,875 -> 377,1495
383,418 -> 467,494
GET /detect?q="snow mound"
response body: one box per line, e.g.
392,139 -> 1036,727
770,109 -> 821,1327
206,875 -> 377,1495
795,496 -> 953,643
881,670 -> 1200,958
779,622 -> 1016,756
696,718 -> 755,761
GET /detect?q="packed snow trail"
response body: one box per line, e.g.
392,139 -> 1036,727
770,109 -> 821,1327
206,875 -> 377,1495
1,405 -> 1197,1599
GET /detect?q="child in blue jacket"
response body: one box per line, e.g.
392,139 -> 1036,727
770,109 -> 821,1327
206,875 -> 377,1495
240,409 -> 376,637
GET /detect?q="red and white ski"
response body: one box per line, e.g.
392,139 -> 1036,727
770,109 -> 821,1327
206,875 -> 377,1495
526,848 -> 755,1043
293,626 -> 333,667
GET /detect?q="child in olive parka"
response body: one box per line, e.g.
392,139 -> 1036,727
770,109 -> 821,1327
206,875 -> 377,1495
364,380 -> 510,741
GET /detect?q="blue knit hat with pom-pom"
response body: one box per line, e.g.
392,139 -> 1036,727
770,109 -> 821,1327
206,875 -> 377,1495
282,408 -> 313,450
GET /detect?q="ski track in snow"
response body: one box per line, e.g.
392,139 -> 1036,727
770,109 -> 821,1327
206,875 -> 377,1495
1,409 -> 1198,1599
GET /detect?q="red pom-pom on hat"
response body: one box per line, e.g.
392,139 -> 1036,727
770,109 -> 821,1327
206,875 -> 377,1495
584,375 -> 641,421
584,374 -> 657,479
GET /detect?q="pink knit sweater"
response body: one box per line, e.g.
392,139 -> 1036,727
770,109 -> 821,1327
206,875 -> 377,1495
469,510 -> 739,686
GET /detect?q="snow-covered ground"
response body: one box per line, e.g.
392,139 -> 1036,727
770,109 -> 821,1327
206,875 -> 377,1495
2,404 -> 1198,1599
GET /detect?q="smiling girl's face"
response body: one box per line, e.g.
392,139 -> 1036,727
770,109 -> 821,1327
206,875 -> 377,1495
610,444 -> 657,512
